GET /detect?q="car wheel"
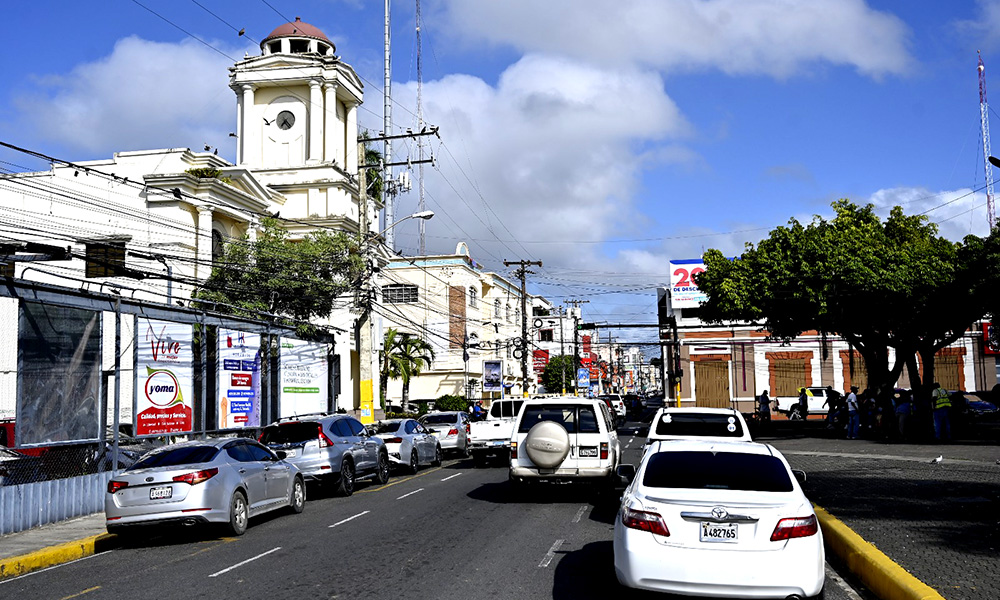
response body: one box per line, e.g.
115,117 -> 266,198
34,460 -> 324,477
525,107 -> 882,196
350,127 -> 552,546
432,445 -> 442,467
375,451 -> 390,485
336,459 -> 355,497
289,476 -> 305,513
409,449 -> 419,474
227,491 -> 249,536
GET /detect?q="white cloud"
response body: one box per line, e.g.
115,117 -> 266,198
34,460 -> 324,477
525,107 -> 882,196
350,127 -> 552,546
868,186 -> 991,240
437,0 -> 913,79
953,0 -> 1000,51
12,36 -> 246,157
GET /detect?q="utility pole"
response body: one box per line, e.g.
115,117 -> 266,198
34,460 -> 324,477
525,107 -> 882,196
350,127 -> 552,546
566,299 -> 589,395
382,0 -> 394,250
504,258 -> 542,397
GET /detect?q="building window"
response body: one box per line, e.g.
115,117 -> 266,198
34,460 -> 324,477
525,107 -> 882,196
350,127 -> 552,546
494,299 -> 501,319
268,41 -> 281,54
317,43 -> 329,55
540,329 -> 554,342
506,304 -> 511,322
212,230 -> 225,264
85,242 -> 126,278
383,284 -> 418,303
289,39 -> 309,53
515,308 -> 520,324
469,286 -> 477,309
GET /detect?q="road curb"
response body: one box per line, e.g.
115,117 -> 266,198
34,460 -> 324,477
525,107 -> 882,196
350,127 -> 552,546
814,505 -> 944,600
0,533 -> 119,580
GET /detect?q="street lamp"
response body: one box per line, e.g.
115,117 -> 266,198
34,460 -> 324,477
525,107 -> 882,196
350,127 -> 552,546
371,210 -> 434,242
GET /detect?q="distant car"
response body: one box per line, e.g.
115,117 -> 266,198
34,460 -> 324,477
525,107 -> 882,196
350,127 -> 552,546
259,414 -> 389,496
105,438 -> 305,537
614,439 -> 824,598
600,395 -> 627,426
645,407 -> 752,447
372,419 -> 442,473
419,411 -> 470,456
509,397 -> 620,487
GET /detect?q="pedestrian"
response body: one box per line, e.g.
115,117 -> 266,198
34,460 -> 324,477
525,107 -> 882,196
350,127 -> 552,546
758,389 -> 771,426
796,388 -> 810,421
931,383 -> 952,442
895,390 -> 913,441
823,386 -> 842,428
472,400 -> 486,420
846,386 -> 860,439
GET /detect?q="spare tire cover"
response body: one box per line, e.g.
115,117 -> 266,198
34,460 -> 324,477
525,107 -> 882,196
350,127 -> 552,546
524,421 -> 570,468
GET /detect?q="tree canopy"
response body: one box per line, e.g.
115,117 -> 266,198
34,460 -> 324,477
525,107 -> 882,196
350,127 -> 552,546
193,217 -> 364,331
696,200 -> 1000,392
541,355 -> 576,394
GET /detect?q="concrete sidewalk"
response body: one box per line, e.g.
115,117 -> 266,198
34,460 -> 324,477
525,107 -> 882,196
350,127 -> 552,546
1,433 -> 997,600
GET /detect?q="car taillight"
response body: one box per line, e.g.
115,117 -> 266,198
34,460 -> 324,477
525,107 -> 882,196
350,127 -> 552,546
386,437 -> 403,444
172,467 -> 219,486
621,506 -> 669,536
108,480 -> 129,493
317,424 -> 336,448
770,515 -> 818,541
465,422 -> 470,435
510,441 -> 518,459
448,428 -> 458,436
600,442 -> 609,460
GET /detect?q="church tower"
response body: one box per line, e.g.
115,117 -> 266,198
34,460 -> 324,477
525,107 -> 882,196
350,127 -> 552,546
229,17 -> 373,235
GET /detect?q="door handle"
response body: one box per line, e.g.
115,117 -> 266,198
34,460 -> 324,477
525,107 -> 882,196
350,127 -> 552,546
239,468 -> 246,474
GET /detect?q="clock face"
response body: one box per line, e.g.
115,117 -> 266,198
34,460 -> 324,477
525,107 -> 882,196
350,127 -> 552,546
276,110 -> 295,130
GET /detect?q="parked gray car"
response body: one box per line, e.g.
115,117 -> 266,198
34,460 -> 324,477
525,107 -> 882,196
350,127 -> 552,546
105,438 -> 305,537
419,411 -> 470,456
372,419 -> 442,473
259,413 -> 390,496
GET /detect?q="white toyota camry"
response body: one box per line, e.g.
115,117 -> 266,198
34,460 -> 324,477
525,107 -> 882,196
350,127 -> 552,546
613,439 -> 825,599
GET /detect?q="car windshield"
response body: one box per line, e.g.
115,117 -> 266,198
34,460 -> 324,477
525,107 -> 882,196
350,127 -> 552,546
653,412 -> 745,438
374,422 -> 401,433
420,414 -> 456,424
128,445 -> 219,470
259,422 -> 320,445
642,451 -> 793,492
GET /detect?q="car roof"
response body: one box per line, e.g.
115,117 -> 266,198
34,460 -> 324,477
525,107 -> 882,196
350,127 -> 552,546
523,396 -> 601,405
647,439 -> 776,457
655,406 -> 742,415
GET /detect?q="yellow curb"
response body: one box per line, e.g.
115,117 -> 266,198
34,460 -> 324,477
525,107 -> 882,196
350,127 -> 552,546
0,533 -> 116,580
814,505 -> 944,600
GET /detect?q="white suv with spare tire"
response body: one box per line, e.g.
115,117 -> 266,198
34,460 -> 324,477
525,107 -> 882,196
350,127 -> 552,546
509,397 -> 620,486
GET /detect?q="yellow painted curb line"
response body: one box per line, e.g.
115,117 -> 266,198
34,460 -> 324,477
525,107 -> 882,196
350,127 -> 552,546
814,505 -> 944,600
0,533 -> 117,580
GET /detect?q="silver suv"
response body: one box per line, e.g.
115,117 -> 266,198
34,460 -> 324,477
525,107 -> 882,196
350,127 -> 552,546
260,413 -> 389,496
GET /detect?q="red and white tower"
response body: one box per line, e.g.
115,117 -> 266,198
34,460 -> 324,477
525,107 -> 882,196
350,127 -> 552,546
979,51 -> 996,229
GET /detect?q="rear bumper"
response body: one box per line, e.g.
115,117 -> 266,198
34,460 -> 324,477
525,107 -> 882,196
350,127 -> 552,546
470,441 -> 509,455
510,465 -> 612,480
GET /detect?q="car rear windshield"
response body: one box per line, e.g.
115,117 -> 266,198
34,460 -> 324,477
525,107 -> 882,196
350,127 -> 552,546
654,412 -> 745,438
420,414 -> 456,424
373,422 -> 401,433
518,405 -> 600,434
259,422 -> 320,445
642,451 -> 793,492
128,446 -> 219,470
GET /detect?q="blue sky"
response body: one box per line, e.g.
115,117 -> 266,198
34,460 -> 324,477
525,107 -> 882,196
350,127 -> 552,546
1,1 -> 999,345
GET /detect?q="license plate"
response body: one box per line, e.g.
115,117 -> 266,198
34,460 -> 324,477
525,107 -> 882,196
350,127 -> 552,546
284,449 -> 297,458
578,447 -> 598,457
700,522 -> 738,543
490,441 -> 505,446
149,486 -> 173,500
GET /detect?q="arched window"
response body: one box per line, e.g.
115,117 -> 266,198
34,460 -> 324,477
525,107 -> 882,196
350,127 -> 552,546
211,230 -> 226,264
515,308 -> 520,325
494,299 -> 501,319
469,286 -> 477,309
505,304 -> 511,322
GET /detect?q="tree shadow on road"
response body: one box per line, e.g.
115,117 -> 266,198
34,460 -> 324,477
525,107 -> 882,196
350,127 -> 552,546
467,480 -> 619,524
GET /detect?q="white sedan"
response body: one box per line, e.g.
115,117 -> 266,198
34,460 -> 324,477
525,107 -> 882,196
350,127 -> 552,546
614,439 -> 824,599
372,418 -> 442,473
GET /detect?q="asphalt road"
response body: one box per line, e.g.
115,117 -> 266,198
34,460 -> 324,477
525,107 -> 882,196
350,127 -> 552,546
0,420 -> 865,600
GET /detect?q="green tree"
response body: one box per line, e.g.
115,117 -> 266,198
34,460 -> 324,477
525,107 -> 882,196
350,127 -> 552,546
379,328 -> 435,407
696,200 -> 1000,393
193,217 -> 364,334
541,355 -> 576,394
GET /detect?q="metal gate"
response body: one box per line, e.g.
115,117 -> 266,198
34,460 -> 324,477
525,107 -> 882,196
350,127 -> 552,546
694,361 -> 730,408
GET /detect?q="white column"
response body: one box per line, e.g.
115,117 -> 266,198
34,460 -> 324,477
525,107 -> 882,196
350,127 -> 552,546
308,80 -> 323,164
197,205 -> 214,280
323,82 -> 339,165
235,90 -> 244,164
240,84 -> 256,166
346,100 -> 359,173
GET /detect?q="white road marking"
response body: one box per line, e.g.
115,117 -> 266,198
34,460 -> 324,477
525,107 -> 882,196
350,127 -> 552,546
825,563 -> 863,600
329,510 -> 370,528
0,551 -> 110,585
441,473 -> 462,481
626,444 -> 631,449
208,547 -> 281,578
538,539 -> 564,568
396,488 -> 425,500
572,505 -> 588,523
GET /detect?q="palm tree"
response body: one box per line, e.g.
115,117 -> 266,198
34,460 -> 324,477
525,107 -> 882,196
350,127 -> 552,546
380,328 -> 435,408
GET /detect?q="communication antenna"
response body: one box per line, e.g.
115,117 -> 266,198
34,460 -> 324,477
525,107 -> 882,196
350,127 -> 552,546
383,0 -> 395,249
416,0 -> 427,254
979,51 -> 996,229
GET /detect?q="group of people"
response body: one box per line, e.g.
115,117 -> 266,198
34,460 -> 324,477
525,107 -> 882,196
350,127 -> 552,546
755,382 -> 960,442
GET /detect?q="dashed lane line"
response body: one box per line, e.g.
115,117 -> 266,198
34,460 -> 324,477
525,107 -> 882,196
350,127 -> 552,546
441,473 -> 462,481
59,586 -> 100,600
572,505 -> 588,523
208,547 -> 281,578
329,511 -> 370,528
539,540 -> 564,568
356,465 -> 443,494
396,488 -> 425,500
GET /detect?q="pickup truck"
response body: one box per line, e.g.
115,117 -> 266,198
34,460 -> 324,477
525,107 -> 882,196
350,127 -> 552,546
774,386 -> 834,418
468,399 -> 524,467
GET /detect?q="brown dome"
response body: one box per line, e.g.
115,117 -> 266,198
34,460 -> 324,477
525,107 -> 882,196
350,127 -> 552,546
261,17 -> 331,45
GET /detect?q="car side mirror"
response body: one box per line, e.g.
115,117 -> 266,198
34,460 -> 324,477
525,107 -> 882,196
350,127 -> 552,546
616,464 -> 636,488
275,450 -> 287,460
792,469 -> 807,483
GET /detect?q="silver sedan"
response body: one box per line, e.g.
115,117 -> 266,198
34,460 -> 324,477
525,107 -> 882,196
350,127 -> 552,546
105,438 -> 305,537
372,419 -> 442,473
419,411 -> 470,456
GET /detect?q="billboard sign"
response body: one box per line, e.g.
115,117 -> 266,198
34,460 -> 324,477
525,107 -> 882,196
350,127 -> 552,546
483,360 -> 503,393
532,349 -> 550,372
136,318 -> 194,436
218,329 -> 262,429
984,322 -> 1000,355
280,338 -> 329,418
669,259 -> 707,309
577,368 -> 590,388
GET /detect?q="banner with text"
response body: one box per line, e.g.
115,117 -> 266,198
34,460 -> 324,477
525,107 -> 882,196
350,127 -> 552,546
218,329 -> 262,429
280,338 -> 328,418
136,318 -> 194,436
669,259 -> 707,309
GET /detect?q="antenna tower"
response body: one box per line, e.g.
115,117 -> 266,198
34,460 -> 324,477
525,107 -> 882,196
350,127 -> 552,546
383,0 -> 394,250
979,51 -> 996,229
416,0 -> 427,254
